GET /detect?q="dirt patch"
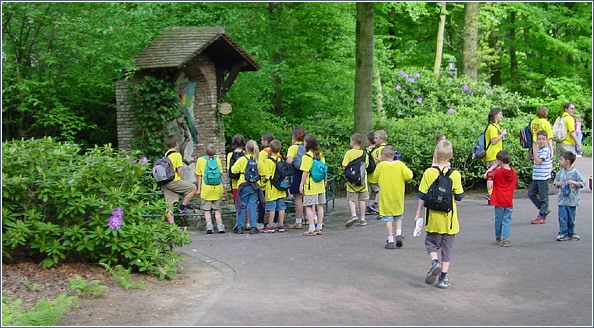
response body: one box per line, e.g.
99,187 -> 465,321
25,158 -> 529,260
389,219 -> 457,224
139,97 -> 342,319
2,257 -> 222,326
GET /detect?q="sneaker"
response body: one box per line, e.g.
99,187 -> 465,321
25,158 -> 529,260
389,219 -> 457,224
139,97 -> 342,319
425,261 -> 441,284
395,235 -> 404,248
248,227 -> 259,234
277,225 -> 285,232
556,234 -> 569,241
384,241 -> 396,249
288,222 -> 303,229
496,237 -> 502,245
245,224 -> 252,230
375,215 -> 382,220
314,229 -> 324,235
256,223 -> 265,231
369,205 -> 380,214
345,216 -> 359,228
233,226 -> 244,234
178,207 -> 192,215
499,239 -> 511,247
530,216 -> 546,224
436,278 -> 451,289
217,223 -> 226,233
365,205 -> 375,214
358,219 -> 367,226
263,225 -> 275,233
569,235 -> 581,241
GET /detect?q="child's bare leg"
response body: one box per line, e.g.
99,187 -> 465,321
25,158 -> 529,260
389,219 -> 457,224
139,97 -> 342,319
348,200 -> 356,217
182,186 -> 197,206
214,209 -> 222,225
267,210 -> 275,225
204,210 -> 212,225
315,204 -> 324,226
358,200 -> 366,219
294,194 -> 304,219
305,206 -> 315,226
166,209 -> 175,224
386,221 -> 394,237
278,210 -> 285,225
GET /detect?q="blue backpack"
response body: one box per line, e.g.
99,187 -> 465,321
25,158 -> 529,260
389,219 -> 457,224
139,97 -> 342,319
292,144 -> 306,170
202,156 -> 222,185
243,156 -> 260,183
519,119 -> 534,149
472,124 -> 492,159
306,154 -> 328,183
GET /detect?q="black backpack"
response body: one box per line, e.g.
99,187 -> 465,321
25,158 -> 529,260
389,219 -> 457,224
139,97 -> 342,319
424,167 -> 454,213
344,150 -> 367,186
366,148 -> 376,174
228,150 -> 245,180
269,156 -> 294,191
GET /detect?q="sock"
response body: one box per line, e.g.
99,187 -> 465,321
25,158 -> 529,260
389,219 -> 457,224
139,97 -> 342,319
439,272 -> 447,280
360,216 -> 366,221
387,235 -> 394,242
295,218 -> 302,224
309,224 -> 315,231
395,229 -> 402,236
179,204 -> 187,210
316,223 -> 323,230
351,211 -> 357,217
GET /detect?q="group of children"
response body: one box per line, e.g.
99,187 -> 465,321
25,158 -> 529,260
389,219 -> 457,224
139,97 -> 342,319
158,123 -> 585,289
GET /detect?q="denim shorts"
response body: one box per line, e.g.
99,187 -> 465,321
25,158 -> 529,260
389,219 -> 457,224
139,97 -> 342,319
382,215 -> 402,222
265,198 -> 287,212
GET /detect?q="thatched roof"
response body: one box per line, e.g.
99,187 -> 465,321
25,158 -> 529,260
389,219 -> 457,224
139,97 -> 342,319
134,26 -> 260,71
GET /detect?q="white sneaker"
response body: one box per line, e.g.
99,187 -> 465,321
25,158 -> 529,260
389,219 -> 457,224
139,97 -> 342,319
256,223 -> 265,231
358,218 -> 367,226
413,218 -> 424,238
217,223 -> 226,233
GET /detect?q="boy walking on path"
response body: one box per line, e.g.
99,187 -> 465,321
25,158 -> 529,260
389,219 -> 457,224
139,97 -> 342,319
484,150 -> 517,247
343,133 -> 370,228
161,135 -> 197,223
366,130 -> 388,215
261,140 -> 287,233
195,144 -> 225,234
529,131 -> 552,224
412,140 -> 464,289
375,146 -> 413,249
553,151 -> 585,241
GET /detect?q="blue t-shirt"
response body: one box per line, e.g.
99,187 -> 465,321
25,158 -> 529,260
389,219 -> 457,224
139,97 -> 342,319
554,167 -> 585,206
532,146 -> 552,181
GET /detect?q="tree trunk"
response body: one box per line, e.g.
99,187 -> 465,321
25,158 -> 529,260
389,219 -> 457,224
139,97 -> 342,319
489,30 -> 501,86
462,2 -> 479,81
508,10 -> 519,89
354,2 -> 374,136
433,2 -> 447,75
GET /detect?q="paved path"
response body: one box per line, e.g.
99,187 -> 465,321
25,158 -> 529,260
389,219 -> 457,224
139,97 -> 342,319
180,156 -> 592,326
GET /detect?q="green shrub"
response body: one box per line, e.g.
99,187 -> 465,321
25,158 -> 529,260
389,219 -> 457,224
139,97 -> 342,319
67,276 -> 108,298
101,263 -> 146,289
2,293 -> 78,326
2,137 -> 191,278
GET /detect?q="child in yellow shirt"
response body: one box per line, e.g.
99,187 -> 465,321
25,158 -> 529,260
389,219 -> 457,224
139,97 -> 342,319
261,140 -> 288,233
195,144 -> 225,234
342,133 -> 370,227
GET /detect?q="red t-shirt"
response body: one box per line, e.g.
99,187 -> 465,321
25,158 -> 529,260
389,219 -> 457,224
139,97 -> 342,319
491,167 -> 517,208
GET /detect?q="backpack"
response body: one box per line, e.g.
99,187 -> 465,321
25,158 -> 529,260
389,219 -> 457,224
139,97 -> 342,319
243,156 -> 260,183
365,148 -> 377,174
344,150 -> 366,186
202,156 -> 222,186
306,154 -> 328,183
152,150 -> 177,186
424,167 -> 454,213
269,156 -> 294,191
228,150 -> 245,180
292,144 -> 306,170
552,116 -> 568,142
472,124 -> 491,159
518,119 -> 534,149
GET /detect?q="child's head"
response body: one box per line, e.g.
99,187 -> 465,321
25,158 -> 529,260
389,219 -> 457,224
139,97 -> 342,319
350,133 -> 363,148
435,134 -> 446,144
496,149 -> 510,164
374,130 -> 387,143
559,151 -> 576,168
367,133 -> 375,146
269,139 -> 281,154
231,134 -> 246,149
381,145 -> 395,161
536,106 -> 548,118
536,131 -> 548,147
245,140 -> 260,155
261,132 -> 274,146
205,144 -> 217,157
304,134 -> 320,153
575,114 -> 582,122
292,127 -> 306,143
165,135 -> 178,149
488,108 -> 503,123
434,140 -> 453,162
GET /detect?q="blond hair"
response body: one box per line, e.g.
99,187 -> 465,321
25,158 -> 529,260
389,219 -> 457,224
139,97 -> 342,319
434,140 -> 453,162
374,130 -> 388,142
246,140 -> 260,163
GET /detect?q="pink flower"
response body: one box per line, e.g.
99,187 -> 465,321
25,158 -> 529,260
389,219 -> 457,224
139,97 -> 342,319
407,77 -> 415,83
486,89 -> 493,94
140,156 -> 148,165
463,85 -> 470,92
395,85 -> 401,90
416,96 -> 423,103
447,108 -> 455,114
414,73 -> 420,78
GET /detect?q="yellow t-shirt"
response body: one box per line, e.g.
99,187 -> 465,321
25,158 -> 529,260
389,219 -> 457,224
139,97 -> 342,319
376,160 -> 413,216
231,153 -> 258,187
367,143 -> 386,184
226,151 -> 244,189
530,117 -> 553,141
166,148 -> 183,182
485,123 -> 503,162
258,147 -> 271,187
418,167 -> 464,234
287,141 -> 304,167
195,156 -> 224,201
341,148 -> 369,192
300,151 -> 326,196
561,112 -> 576,145
261,154 -> 287,201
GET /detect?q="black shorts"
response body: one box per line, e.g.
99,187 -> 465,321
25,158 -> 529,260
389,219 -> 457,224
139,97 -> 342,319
289,169 -> 303,195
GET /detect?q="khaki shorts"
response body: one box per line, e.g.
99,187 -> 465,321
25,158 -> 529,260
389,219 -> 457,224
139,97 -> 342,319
347,191 -> 370,203
161,180 -> 196,206
485,160 -> 497,169
367,183 -> 380,193
556,143 -> 576,158
303,193 -> 326,207
201,199 -> 222,211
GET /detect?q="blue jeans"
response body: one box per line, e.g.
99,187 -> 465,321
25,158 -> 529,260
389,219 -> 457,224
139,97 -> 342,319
237,185 -> 258,228
558,205 -> 577,237
528,180 -> 549,217
494,206 -> 513,240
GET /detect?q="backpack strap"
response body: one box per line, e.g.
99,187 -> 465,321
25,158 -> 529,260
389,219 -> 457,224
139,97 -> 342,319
165,150 -> 176,157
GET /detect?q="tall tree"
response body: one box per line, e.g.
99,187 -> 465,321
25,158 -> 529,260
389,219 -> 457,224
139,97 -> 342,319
354,2 -> 374,136
433,2 -> 447,75
462,2 -> 479,81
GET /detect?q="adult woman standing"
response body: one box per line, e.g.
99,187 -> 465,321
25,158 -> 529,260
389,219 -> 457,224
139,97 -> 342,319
484,108 -> 507,204
529,106 -> 554,160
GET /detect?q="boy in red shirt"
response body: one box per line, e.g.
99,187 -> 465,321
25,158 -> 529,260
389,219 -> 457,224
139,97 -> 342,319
483,150 -> 517,247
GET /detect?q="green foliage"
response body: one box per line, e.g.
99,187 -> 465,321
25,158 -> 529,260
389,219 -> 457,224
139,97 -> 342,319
101,263 -> 147,288
2,293 -> 78,326
2,137 -> 191,278
128,76 -> 180,159
20,278 -> 44,292
67,275 -> 108,298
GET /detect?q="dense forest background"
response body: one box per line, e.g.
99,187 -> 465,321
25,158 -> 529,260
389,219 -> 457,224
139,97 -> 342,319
2,2 -> 592,186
